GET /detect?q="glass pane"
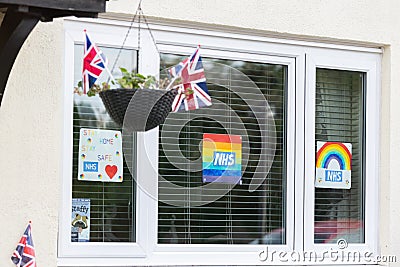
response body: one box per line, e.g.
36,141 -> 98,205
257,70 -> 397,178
158,54 -> 287,245
314,68 -> 364,244
72,45 -> 137,242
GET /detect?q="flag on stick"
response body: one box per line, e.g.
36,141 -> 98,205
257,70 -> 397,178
82,30 -> 115,94
169,46 -> 212,112
11,222 -> 37,267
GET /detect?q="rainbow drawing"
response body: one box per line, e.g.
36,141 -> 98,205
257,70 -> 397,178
316,142 -> 352,170
202,133 -> 242,184
315,141 -> 352,189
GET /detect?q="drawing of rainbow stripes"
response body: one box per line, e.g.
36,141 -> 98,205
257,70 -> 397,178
202,133 -> 242,184
315,141 -> 352,189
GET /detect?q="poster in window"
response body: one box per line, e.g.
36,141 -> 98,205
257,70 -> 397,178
315,141 -> 352,189
78,128 -> 123,182
71,198 -> 90,242
202,133 -> 242,184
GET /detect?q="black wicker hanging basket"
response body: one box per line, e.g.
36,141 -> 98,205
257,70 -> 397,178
99,88 -> 178,131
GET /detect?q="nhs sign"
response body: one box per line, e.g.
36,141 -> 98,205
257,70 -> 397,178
213,151 -> 235,166
325,170 -> 342,182
203,133 -> 242,184
83,161 -> 98,172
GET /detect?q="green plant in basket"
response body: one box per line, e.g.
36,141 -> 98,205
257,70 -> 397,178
74,67 -> 174,96
117,67 -> 158,89
74,81 -> 111,96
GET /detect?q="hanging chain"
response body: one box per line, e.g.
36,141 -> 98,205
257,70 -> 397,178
139,5 -> 170,77
110,0 -> 163,75
141,9 -> 163,58
110,0 -> 142,74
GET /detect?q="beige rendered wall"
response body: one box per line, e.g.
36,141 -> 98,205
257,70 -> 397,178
0,20 -> 64,266
0,0 -> 398,266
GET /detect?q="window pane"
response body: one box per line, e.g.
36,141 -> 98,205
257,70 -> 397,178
72,45 -> 137,242
314,68 -> 364,244
158,54 -> 287,245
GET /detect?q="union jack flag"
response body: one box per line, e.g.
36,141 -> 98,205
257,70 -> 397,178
82,30 -> 108,94
11,222 -> 36,267
169,46 -> 212,112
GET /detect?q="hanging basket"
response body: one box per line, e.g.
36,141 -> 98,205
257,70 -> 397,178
99,88 -> 178,131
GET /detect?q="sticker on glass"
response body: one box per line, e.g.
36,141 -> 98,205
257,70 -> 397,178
202,133 -> 242,184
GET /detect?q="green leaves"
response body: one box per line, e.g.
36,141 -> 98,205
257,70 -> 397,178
86,82 -> 110,96
117,67 -> 159,89
74,67 -> 169,97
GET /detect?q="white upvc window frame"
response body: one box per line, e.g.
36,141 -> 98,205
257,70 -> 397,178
143,45 -> 297,266
303,48 -> 380,264
59,17 -> 381,267
59,20 -> 148,259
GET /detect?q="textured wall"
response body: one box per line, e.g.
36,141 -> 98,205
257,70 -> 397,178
0,20 -> 63,266
107,0 -> 397,44
0,0 -> 398,266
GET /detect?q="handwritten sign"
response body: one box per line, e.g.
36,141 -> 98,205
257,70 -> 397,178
78,128 -> 123,182
202,133 -> 242,184
315,141 -> 352,189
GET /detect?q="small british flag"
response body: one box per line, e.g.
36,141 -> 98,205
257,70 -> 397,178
82,30 -> 108,94
11,222 -> 37,267
169,46 -> 212,112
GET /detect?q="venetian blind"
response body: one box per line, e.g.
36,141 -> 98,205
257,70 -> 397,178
158,55 -> 287,245
71,45 -> 137,242
314,68 -> 365,243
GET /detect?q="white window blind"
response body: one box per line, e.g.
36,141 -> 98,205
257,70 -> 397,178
314,68 -> 364,244
72,45 -> 137,242
158,54 -> 287,245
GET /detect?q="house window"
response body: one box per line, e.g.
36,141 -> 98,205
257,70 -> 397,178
71,45 -> 137,243
314,69 -> 364,244
60,19 -> 380,266
158,55 -> 287,245
303,51 -> 379,258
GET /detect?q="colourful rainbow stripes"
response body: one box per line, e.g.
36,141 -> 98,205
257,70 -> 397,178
202,133 -> 242,184
316,142 -> 352,170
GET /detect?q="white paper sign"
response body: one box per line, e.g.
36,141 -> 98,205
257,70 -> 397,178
78,128 -> 123,182
315,141 -> 352,189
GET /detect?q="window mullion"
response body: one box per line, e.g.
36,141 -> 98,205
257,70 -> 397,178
293,53 -> 307,253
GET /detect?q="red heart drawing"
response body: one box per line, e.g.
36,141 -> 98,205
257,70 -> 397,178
105,165 -> 118,179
